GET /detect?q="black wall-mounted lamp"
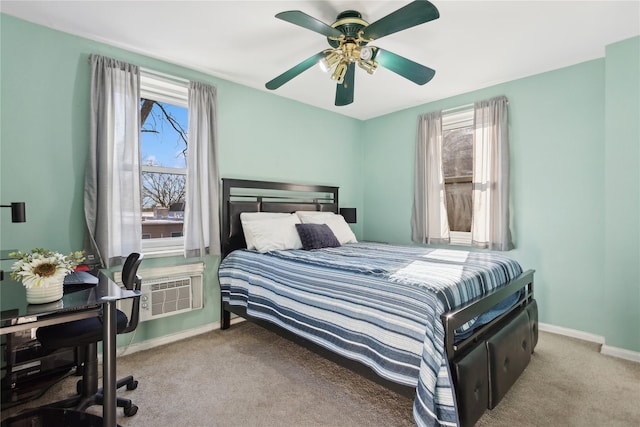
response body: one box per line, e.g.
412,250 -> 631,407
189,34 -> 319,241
339,208 -> 357,224
1,202 -> 26,223
1,202 -> 26,280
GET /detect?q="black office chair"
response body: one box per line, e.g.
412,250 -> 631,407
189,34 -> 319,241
35,252 -> 144,417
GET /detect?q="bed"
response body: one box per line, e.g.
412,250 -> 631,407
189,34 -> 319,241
217,178 -> 538,427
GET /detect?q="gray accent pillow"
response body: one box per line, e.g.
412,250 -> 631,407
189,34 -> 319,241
295,223 -> 341,250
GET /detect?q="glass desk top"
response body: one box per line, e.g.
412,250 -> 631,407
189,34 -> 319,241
1,272 -> 138,330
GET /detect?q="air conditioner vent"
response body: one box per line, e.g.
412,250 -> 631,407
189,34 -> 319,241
114,263 -> 204,322
146,276 -> 191,318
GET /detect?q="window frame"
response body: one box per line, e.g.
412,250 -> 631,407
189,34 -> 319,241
139,69 -> 189,257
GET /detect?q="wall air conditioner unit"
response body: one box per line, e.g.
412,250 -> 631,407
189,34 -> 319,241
114,263 -> 204,322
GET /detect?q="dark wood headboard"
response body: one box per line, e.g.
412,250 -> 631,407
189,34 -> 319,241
221,178 -> 339,257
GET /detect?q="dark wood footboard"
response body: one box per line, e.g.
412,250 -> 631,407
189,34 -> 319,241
442,269 -> 537,427
441,269 -> 536,360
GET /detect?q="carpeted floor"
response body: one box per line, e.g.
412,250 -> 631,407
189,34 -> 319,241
2,322 -> 639,426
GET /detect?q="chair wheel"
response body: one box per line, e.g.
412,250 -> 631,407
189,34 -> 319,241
127,380 -> 138,390
124,404 -> 138,417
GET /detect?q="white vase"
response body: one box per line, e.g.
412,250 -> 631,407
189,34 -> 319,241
26,278 -> 64,304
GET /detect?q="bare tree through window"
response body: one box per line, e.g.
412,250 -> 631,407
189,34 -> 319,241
140,97 -> 188,239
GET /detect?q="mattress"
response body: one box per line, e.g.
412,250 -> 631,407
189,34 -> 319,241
218,242 -> 523,426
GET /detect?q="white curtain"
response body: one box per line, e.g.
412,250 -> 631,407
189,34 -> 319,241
411,111 -> 450,244
85,55 -> 142,268
471,96 -> 513,250
184,81 -> 220,257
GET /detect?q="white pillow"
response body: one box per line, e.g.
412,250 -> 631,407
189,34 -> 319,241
240,213 -> 302,253
240,212 -> 295,250
297,212 -> 357,245
295,211 -> 335,222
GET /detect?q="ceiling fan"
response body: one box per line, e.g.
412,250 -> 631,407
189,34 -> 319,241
265,0 -> 440,107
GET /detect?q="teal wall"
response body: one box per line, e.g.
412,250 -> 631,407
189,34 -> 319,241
1,14 -> 638,353
603,37 -> 640,351
362,37 -> 640,353
0,15 -> 364,345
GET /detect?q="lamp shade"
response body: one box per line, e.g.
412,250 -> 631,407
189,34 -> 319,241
1,202 -> 26,223
339,208 -> 356,224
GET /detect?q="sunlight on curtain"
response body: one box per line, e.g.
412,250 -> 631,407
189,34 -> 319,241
184,81 -> 220,257
85,55 -> 142,268
471,96 -> 513,250
412,111 -> 451,244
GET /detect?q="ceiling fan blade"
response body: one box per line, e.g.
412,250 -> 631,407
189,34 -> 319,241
375,49 -> 435,85
276,11 -> 343,38
265,51 -> 326,90
335,62 -> 355,106
361,0 -> 439,41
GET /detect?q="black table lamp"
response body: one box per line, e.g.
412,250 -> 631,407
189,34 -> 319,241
339,208 -> 356,224
1,202 -> 26,222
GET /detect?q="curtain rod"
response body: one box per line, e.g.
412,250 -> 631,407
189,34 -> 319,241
140,67 -> 189,85
442,103 -> 474,114
442,97 -> 509,114
85,55 -> 189,85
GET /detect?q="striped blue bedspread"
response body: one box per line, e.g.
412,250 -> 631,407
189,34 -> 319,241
218,242 -> 523,426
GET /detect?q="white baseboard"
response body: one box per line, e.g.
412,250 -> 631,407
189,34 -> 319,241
539,322 -> 640,363
538,322 -> 605,344
115,323 -> 216,357
601,344 -> 640,363
108,316 -> 247,359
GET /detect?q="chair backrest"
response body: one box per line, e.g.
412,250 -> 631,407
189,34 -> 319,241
122,252 -> 143,291
120,253 -> 143,334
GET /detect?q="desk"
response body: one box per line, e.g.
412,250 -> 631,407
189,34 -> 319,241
1,273 -> 139,427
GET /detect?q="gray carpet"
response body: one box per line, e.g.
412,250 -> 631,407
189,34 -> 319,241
2,322 -> 639,426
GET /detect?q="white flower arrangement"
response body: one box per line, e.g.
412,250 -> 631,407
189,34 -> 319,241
10,248 -> 85,289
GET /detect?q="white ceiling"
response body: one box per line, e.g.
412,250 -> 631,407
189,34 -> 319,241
2,1 -> 638,120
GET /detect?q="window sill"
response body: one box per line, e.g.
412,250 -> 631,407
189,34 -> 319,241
142,237 -> 184,258
143,248 -> 183,258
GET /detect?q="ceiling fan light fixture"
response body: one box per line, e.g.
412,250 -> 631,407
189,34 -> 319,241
331,61 -> 348,84
359,46 -> 373,61
319,50 -> 342,73
357,59 -> 378,75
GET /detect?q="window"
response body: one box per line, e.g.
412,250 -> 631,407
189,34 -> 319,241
140,70 -> 189,255
412,96 -> 512,250
442,106 -> 474,245
87,55 -> 219,266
